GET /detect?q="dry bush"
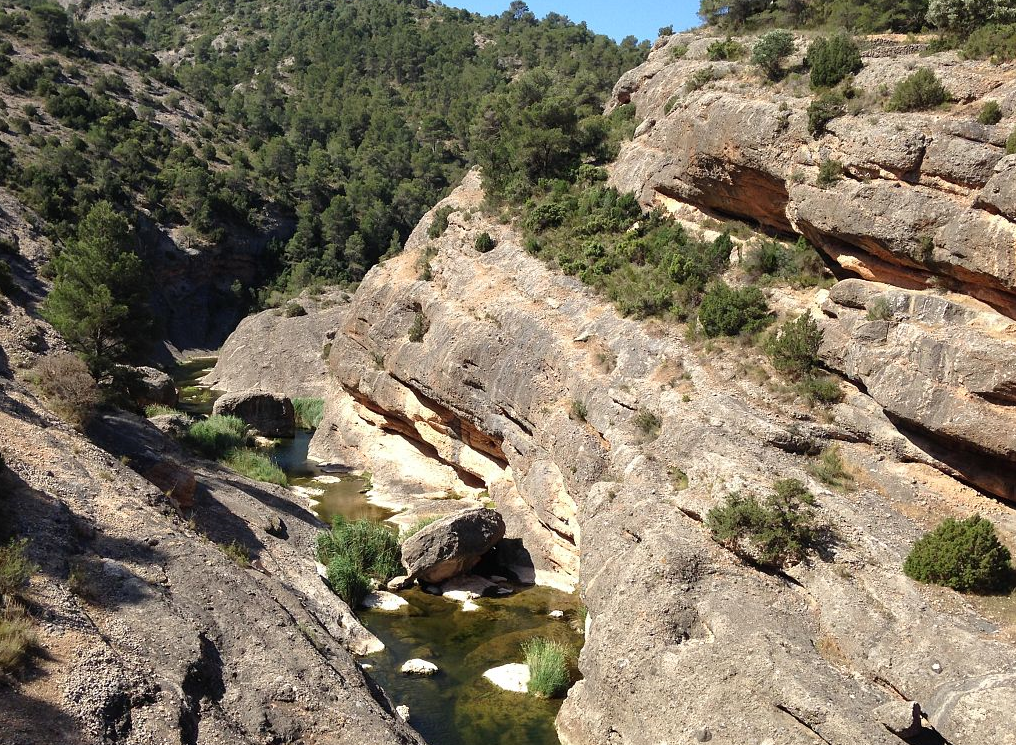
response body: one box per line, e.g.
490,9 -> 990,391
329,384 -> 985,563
32,353 -> 99,426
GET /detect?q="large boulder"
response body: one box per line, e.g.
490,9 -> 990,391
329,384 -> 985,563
400,508 -> 505,584
125,365 -> 179,408
212,390 -> 295,438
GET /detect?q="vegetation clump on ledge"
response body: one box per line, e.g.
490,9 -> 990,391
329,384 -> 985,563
904,515 -> 1013,593
707,478 -> 821,569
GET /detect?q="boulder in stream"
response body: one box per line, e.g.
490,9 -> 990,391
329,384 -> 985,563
483,663 -> 530,693
400,507 -> 506,584
212,390 -> 295,438
400,659 -> 439,676
124,365 -> 179,408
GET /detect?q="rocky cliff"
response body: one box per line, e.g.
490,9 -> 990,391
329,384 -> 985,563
187,32 -> 1016,745
194,169 -> 1016,744
610,33 -> 1016,318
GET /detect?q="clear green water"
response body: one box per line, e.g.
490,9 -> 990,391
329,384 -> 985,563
172,359 -> 580,745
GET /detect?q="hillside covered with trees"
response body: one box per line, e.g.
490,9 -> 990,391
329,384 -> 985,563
0,0 -> 648,306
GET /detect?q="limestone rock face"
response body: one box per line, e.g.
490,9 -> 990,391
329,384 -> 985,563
400,508 -> 506,583
820,279 -> 1016,502
0,389 -> 422,745
608,32 -> 1016,318
296,172 -> 1016,745
204,290 -> 348,398
212,390 -> 295,438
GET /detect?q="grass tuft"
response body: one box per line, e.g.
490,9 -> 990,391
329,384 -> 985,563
522,637 -> 571,698
144,404 -> 178,417
222,449 -> 287,485
186,415 -> 248,458
293,397 -> 325,430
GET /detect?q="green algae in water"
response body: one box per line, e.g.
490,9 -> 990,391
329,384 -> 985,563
172,357 -> 223,416
361,586 -> 582,745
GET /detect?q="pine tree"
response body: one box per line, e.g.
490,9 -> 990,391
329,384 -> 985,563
42,201 -> 151,376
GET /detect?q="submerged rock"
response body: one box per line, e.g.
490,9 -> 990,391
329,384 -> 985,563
212,390 -> 295,438
361,591 -> 409,611
400,508 -> 506,584
483,663 -> 530,693
400,659 -> 439,676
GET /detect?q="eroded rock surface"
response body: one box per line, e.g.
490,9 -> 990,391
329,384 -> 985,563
820,279 -> 1016,502
296,172 -> 1016,745
205,290 -> 348,398
609,32 -> 1016,318
0,382 -> 422,745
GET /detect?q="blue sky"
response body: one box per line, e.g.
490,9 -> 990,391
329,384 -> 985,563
447,1 -> 702,42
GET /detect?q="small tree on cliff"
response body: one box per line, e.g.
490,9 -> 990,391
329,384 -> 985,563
43,201 -> 151,377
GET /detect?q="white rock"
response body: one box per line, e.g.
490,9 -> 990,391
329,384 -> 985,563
461,599 -> 481,612
549,610 -> 565,619
401,659 -> 439,676
359,662 -> 373,671
312,475 -> 344,484
483,663 -> 530,693
361,591 -> 409,611
396,705 -> 410,721
440,574 -> 497,599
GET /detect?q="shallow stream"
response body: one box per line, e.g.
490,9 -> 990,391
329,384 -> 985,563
172,358 -> 581,745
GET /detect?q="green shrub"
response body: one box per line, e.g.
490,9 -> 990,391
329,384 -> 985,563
223,449 -> 287,485
293,397 -> 325,429
1007,128 -> 1016,155
186,415 -> 248,458
807,91 -> 846,137
474,232 -> 496,252
707,37 -> 744,61
0,259 -> 13,296
698,282 -> 772,338
664,94 -> 680,115
964,24 -> 1016,62
326,555 -> 372,606
0,605 -> 36,673
670,44 -> 689,60
903,516 -> 1013,593
810,446 -> 851,488
408,311 -> 428,343
522,637 -> 571,698
765,315 -> 822,377
220,539 -> 251,567
752,30 -> 795,81
570,399 -> 588,422
887,69 -> 949,112
817,159 -> 844,188
0,539 -> 37,598
978,100 -> 1003,125
806,34 -> 862,89
428,205 -> 455,239
798,375 -> 843,405
633,408 -> 661,440
144,404 -> 177,418
707,479 -> 819,568
283,302 -> 307,317
317,515 -> 401,583
685,66 -> 719,92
